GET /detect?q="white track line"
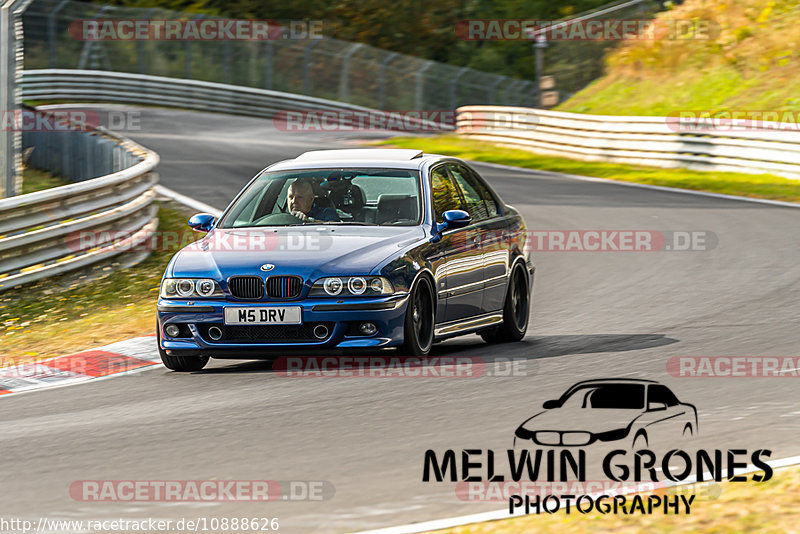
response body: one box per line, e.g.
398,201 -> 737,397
468,160 -> 800,209
154,185 -> 223,217
353,454 -> 800,534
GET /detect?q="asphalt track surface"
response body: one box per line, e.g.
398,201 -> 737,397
2,106 -> 800,533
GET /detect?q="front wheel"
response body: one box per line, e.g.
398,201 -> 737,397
481,265 -> 529,344
157,324 -> 209,372
398,276 -> 435,356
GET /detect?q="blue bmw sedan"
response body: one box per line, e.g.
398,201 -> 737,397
157,149 -> 534,371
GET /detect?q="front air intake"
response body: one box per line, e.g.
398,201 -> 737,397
266,275 -> 303,299
227,276 -> 264,299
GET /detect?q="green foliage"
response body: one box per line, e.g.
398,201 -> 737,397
561,0 -> 800,115
90,0 -> 615,80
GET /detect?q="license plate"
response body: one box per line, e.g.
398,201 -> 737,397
224,307 -> 302,325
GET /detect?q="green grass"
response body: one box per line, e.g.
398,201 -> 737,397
21,166 -> 69,194
0,203 -> 200,363
557,0 -> 800,116
377,135 -> 800,203
559,66 -> 800,117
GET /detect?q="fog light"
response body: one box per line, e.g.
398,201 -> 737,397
164,324 -> 180,337
359,322 -> 378,336
207,326 -> 223,341
313,324 -> 330,339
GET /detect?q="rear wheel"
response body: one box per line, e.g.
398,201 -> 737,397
398,276 -> 434,356
481,264 -> 529,343
157,324 -> 209,372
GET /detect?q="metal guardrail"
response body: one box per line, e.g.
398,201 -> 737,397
7,67 -> 460,292
22,69 -> 378,118
0,109 -> 159,291
21,69 -> 456,130
456,106 -> 800,179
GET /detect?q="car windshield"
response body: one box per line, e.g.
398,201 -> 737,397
559,384 -> 645,410
217,168 -> 422,228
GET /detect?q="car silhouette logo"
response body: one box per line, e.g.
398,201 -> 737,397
514,378 -> 697,450
260,263 -> 275,271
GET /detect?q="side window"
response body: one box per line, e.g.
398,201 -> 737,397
648,385 -> 679,407
466,167 -> 500,218
448,164 -> 488,222
430,166 -> 462,222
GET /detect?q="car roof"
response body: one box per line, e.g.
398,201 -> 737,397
267,149 -> 450,172
566,378 -> 660,388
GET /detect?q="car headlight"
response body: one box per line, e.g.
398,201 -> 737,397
310,276 -> 394,297
160,278 -> 223,298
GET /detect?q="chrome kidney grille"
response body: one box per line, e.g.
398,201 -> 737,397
266,275 -> 303,299
227,276 -> 264,299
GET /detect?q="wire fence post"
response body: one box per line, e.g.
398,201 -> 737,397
47,0 -> 70,68
450,67 -> 468,110
338,43 -> 362,103
302,40 -> 320,95
415,60 -> 434,111
1,0 -> 31,198
185,14 -> 205,80
377,52 -> 397,110
137,7 -> 155,74
263,38 -> 273,89
223,39 -> 231,84
488,77 -> 503,105
534,34 -> 547,108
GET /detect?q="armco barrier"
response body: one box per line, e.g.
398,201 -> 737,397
0,109 -> 159,291
21,69 -> 455,131
23,69 -> 403,120
456,106 -> 800,179
8,68 -> 458,291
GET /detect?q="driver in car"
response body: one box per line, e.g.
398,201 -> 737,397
287,179 -> 341,222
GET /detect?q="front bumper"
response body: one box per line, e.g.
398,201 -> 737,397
157,293 -> 409,356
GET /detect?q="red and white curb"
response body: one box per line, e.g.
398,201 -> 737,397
0,336 -> 161,397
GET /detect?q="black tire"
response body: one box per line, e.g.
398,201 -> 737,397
398,276 -> 435,356
157,324 -> 209,372
481,264 -> 529,343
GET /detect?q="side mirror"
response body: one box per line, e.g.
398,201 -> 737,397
542,400 -> 559,409
435,209 -> 471,233
188,213 -> 216,233
647,401 -> 667,412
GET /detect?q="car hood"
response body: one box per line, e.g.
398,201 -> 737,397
518,407 -> 642,434
169,226 -> 427,280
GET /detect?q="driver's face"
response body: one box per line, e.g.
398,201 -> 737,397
287,182 -> 314,214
